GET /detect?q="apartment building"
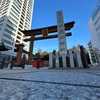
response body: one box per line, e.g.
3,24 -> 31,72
0,0 -> 34,54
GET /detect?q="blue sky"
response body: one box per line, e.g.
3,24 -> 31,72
31,0 -> 98,54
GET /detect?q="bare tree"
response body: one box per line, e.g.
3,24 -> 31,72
37,48 -> 42,55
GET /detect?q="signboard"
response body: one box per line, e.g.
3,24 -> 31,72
42,28 -> 48,37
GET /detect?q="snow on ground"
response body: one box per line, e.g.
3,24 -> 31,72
0,66 -> 100,100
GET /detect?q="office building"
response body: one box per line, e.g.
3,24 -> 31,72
88,0 -> 100,51
87,40 -> 97,64
0,0 -> 34,54
88,0 -> 100,63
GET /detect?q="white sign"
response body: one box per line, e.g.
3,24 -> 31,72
56,10 -> 67,55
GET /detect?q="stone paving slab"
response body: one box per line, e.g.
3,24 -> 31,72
0,66 -> 100,100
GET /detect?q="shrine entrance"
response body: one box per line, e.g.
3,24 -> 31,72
12,11 -> 89,68
22,21 -> 75,64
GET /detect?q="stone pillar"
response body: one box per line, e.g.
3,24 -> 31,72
56,52 -> 59,68
49,52 -> 53,68
69,49 -> 74,67
28,36 -> 34,64
56,10 -> 67,55
61,53 -> 67,68
16,44 -> 24,65
80,46 -> 88,68
75,50 -> 83,67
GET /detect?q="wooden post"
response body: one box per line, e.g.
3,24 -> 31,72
28,35 -> 34,64
36,53 -> 40,68
16,44 -> 24,65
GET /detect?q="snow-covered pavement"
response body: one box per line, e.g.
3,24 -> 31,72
0,66 -> 100,100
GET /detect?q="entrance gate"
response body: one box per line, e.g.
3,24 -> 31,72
22,21 -> 75,64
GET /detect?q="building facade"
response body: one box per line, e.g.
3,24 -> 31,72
88,0 -> 100,51
0,0 -> 34,53
87,41 -> 97,64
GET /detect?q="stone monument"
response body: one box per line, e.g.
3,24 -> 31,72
57,11 -> 67,55
49,10 -> 89,68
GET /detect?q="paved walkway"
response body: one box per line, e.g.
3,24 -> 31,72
0,65 -> 100,100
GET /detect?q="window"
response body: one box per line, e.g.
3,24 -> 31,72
21,14 -> 25,19
3,7 -> 8,12
4,3 -> 9,9
5,28 -> 15,36
10,12 -> 19,21
6,46 -> 12,50
0,19 -> 4,23
15,0 -> 22,6
16,40 -> 20,43
20,21 -> 23,26
13,1 -> 21,11
94,16 -> 100,25
12,5 -> 20,14
20,18 -> 24,22
2,11 -> 7,15
11,8 -> 19,18
92,4 -> 100,20
0,23 -> 3,26
0,15 -> 6,19
18,31 -> 22,36
18,27 -> 22,31
9,16 -> 18,24
3,33 -> 14,41
19,24 -> 23,29
96,26 -> 100,31
17,35 -> 21,39
7,20 -> 17,28
6,24 -> 16,32
2,38 -> 14,46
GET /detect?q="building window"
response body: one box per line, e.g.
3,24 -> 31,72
13,1 -> 21,11
4,28 -> 15,36
0,15 -> 6,19
1,38 -> 14,46
2,11 -> 7,15
96,26 -> 100,31
6,24 -> 16,32
94,16 -> 100,25
92,4 -> 100,20
0,19 -> 4,23
3,7 -> 8,12
9,16 -> 18,24
6,45 -> 12,50
12,5 -> 20,14
11,8 -> 19,18
3,33 -> 14,41
7,20 -> 17,28
0,23 -> 3,26
18,31 -> 22,36
16,40 -> 20,43
17,35 -> 21,40
10,12 -> 19,21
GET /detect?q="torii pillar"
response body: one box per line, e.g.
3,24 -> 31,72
15,44 -> 24,65
28,35 -> 34,64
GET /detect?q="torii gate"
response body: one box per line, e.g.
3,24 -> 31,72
22,21 -> 75,64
